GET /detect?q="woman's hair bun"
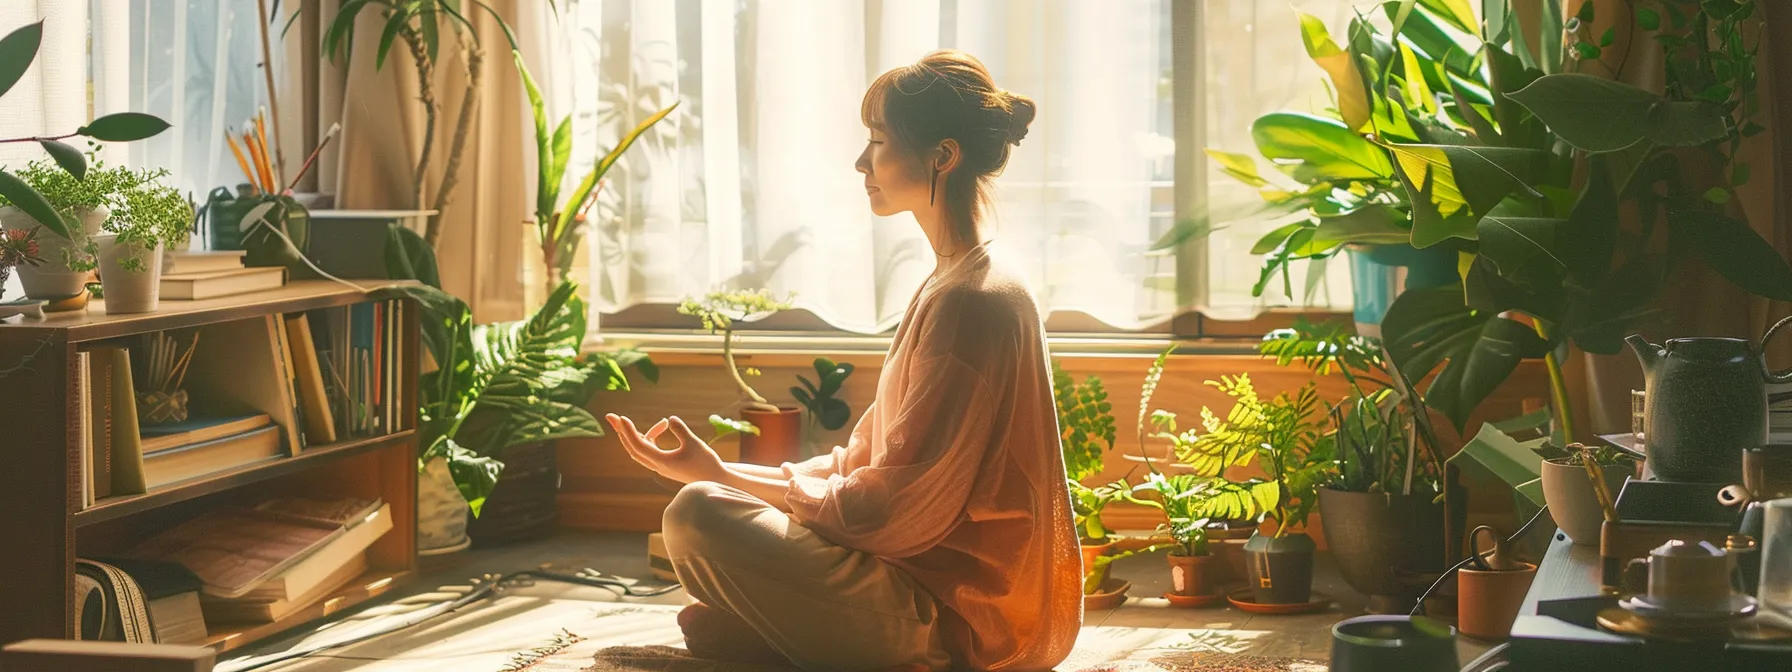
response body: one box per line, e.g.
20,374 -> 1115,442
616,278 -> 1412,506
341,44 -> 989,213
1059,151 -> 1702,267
1004,91 -> 1036,146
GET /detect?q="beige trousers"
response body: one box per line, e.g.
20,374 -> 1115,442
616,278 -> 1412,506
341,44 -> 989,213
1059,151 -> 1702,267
661,481 -> 952,671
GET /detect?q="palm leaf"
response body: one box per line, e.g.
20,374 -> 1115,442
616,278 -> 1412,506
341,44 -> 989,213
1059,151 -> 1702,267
551,103 -> 680,246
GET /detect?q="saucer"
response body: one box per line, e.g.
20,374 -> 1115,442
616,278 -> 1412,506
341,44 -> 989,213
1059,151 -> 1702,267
1163,591 -> 1226,608
1619,593 -> 1757,622
0,298 -> 46,321
1226,587 -> 1332,615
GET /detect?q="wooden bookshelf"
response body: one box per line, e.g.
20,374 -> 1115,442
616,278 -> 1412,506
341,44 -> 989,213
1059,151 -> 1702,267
0,280 -> 420,652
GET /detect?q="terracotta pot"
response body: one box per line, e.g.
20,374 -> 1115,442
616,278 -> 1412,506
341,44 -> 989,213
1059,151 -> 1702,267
1456,562 -> 1538,641
1209,520 -> 1256,584
1541,458 -> 1634,545
1319,487 -> 1449,614
1080,538 -> 1114,572
1244,531 -> 1316,605
739,406 -> 803,465
466,441 -> 559,547
1083,579 -> 1130,611
1167,551 -> 1220,598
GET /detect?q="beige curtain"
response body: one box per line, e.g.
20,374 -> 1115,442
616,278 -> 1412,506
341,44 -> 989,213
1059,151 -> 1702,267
1565,0 -> 1792,437
295,0 -> 530,323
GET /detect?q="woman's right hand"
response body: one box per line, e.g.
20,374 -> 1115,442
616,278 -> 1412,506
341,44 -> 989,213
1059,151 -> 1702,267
605,414 -> 729,485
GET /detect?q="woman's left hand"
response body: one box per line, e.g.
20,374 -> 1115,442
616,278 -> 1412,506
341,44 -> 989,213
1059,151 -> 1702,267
606,414 -> 729,485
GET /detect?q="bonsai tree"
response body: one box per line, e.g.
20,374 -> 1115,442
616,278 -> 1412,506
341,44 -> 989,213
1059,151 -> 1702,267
379,280 -> 655,515
678,289 -> 796,414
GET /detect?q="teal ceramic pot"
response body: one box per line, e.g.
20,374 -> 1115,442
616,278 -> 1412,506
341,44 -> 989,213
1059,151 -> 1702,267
1243,531 -> 1316,605
1348,243 -> 1456,336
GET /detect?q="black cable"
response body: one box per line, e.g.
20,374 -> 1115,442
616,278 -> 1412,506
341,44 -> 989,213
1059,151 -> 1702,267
1410,504 -> 1552,617
216,569 -> 682,672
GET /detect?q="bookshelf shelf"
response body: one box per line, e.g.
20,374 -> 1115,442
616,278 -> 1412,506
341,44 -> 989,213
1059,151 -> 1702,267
203,568 -> 408,654
0,280 -> 420,654
74,430 -> 417,528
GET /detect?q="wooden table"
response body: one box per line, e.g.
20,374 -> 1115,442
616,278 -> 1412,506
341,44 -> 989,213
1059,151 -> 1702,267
1506,532 -> 1792,670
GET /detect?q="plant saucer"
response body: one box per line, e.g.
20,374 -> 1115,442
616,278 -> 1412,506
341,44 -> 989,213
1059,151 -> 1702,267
0,298 -> 46,321
1226,587 -> 1333,615
1163,591 -> 1226,608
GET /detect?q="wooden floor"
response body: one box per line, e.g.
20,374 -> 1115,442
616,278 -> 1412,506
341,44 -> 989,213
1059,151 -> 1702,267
223,531 -> 1491,671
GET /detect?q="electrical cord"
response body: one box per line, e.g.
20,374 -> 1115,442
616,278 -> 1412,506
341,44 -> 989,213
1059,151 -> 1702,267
1410,504 -> 1552,617
215,568 -> 682,672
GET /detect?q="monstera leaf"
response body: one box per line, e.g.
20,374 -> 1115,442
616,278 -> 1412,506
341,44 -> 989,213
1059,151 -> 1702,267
1380,285 -> 1551,430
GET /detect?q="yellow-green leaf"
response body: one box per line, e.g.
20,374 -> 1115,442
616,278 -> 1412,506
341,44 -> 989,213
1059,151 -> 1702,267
1400,43 -> 1437,115
1297,11 -> 1370,132
1206,149 -> 1269,188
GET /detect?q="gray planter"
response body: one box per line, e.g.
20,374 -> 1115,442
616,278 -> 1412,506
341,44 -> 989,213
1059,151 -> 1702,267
1318,487 -> 1447,613
1244,531 -> 1316,605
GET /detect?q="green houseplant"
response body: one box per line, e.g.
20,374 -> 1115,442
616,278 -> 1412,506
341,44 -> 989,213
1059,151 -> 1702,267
678,289 -> 799,464
0,228 -> 42,298
1171,374 -> 1333,605
1127,472 -> 1223,604
1055,362 -> 1118,546
0,157 -> 127,302
90,168 -> 192,314
791,356 -> 854,456
379,280 -> 653,550
1262,319 -> 1452,613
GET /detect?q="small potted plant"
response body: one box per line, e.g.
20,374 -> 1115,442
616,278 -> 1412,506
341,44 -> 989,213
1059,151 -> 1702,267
1128,472 -> 1223,607
791,356 -> 854,457
0,228 -> 44,299
678,289 -> 798,464
1539,441 -> 1636,546
0,157 -> 123,304
1055,363 -> 1119,555
1179,374 -> 1332,606
93,168 -> 191,314
1262,320 -> 1450,613
1083,542 -> 1163,611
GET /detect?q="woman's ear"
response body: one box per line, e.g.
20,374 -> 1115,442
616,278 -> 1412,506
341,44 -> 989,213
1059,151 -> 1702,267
935,139 -> 963,176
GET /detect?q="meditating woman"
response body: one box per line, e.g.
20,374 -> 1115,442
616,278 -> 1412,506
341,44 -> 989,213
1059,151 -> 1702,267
605,50 -> 1079,671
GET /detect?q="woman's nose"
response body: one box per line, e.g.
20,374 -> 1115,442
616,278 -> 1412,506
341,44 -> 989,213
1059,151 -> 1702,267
854,146 -> 872,175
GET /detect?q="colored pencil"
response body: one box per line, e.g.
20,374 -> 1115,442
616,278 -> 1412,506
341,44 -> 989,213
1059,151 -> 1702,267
255,108 -> 278,186
225,130 -> 257,192
244,129 -> 272,194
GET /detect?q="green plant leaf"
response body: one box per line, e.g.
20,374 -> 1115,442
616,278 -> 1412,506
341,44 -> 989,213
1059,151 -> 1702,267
1389,143 -> 1548,246
818,397 -> 851,431
1507,74 -> 1726,152
710,415 -> 760,438
37,139 -> 86,180
1381,286 -> 1549,430
1206,149 -> 1270,188
1599,27 -> 1615,47
1398,43 -> 1438,115
0,170 -> 70,239
1251,222 -> 1306,255
375,13 -> 406,70
1298,11 -> 1370,131
553,103 -> 679,247
77,113 -> 172,142
323,0 -> 373,63
1670,210 -> 1792,302
0,21 -> 43,100
1419,0 -> 1480,35
1250,112 -> 1393,183
1312,204 -> 1411,244
514,50 -> 556,224
441,438 -> 502,517
421,7 -> 441,61
383,223 -> 442,289
1477,214 -> 1565,272
1639,7 -> 1660,30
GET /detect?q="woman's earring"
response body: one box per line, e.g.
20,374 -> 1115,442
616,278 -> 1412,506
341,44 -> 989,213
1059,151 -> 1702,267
930,166 -> 938,206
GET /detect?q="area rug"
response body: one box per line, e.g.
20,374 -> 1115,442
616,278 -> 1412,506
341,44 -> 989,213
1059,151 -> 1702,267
580,646 -> 1325,672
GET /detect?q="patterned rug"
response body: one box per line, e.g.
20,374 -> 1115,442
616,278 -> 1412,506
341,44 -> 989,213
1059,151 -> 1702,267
580,645 -> 1325,672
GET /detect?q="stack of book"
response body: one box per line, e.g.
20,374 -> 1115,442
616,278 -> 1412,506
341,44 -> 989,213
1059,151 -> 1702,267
126,497 -> 393,624
161,250 -> 287,300
76,299 -> 407,510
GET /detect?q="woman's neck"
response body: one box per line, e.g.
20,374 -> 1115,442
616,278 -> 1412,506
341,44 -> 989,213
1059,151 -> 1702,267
914,204 -> 986,273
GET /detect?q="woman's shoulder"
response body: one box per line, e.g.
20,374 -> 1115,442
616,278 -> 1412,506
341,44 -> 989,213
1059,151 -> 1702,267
931,261 -> 1041,334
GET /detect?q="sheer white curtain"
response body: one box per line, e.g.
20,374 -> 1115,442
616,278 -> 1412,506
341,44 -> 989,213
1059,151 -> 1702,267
0,1 -> 90,301
540,0 -> 1357,334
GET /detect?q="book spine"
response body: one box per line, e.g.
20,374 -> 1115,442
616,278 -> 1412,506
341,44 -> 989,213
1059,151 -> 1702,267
76,351 -> 90,511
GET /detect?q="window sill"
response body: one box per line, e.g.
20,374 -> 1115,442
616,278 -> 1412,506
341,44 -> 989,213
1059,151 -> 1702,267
586,329 -> 1261,361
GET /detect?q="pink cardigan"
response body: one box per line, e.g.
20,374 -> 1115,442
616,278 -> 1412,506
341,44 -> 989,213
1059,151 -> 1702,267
782,243 -> 1081,671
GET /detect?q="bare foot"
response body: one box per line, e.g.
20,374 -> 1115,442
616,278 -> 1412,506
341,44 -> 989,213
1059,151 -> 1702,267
677,602 -> 792,666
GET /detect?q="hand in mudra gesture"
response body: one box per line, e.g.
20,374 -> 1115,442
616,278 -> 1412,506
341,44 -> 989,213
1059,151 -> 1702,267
605,414 -> 729,485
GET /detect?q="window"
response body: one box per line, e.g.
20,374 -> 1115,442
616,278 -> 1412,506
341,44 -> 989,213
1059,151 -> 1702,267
536,0 -> 1362,336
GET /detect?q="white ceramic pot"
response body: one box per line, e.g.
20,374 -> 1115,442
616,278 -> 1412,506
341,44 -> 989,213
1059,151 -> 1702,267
417,457 -> 471,555
95,234 -> 163,314
1,205 -> 107,300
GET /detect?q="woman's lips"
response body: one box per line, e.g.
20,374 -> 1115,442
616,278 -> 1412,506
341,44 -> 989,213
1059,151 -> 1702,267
865,186 -> 881,194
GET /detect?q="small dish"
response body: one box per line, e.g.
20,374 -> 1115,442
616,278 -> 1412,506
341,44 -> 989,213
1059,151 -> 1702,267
1619,593 -> 1757,623
1163,591 -> 1226,608
1226,587 -> 1332,615
0,298 -> 46,321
